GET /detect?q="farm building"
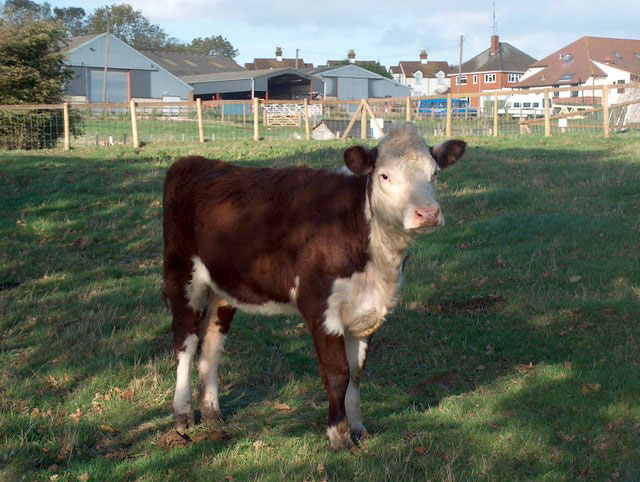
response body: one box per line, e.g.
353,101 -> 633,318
516,36 -> 640,106
449,35 -> 537,108
390,50 -> 452,96
63,33 -> 193,102
180,68 -> 324,100
306,64 -> 410,101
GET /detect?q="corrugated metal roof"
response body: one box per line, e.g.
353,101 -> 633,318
181,67 -> 314,84
64,34 -> 102,52
141,51 -> 244,77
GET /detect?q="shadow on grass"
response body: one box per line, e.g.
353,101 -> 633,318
1,139 -> 639,479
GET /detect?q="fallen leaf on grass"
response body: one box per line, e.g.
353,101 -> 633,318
99,424 -> 117,434
274,402 -> 291,411
515,362 -> 534,374
569,275 -> 582,283
78,472 -> 89,482
414,446 -> 426,455
581,383 -> 601,395
121,390 -> 134,401
253,440 -> 264,449
556,431 -> 576,443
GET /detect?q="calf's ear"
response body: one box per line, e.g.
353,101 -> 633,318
344,146 -> 378,176
430,140 -> 466,169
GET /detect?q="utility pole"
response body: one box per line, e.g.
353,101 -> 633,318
457,35 -> 463,94
295,48 -> 299,69
102,18 -> 110,103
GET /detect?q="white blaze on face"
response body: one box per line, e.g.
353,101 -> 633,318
371,134 -> 443,232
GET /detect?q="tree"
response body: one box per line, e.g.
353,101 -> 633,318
169,35 -> 238,59
333,60 -> 392,79
53,7 -> 87,36
0,12 -> 82,148
84,3 -> 169,50
1,0 -> 52,20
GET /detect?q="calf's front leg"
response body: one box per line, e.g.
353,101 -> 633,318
344,332 -> 372,440
298,286 -> 353,451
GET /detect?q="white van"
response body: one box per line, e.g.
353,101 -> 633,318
498,93 -> 552,118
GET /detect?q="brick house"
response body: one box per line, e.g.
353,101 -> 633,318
516,36 -> 640,106
390,50 -> 451,96
449,35 -> 537,108
245,47 -> 313,70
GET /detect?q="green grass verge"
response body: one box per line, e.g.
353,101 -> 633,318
1,135 -> 640,480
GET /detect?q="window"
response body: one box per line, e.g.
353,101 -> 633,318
513,102 -> 521,108
457,75 -> 467,85
553,86 -> 560,97
523,102 -> 531,108
559,73 -> 575,82
472,74 -> 478,84
617,79 -> 626,94
532,102 -> 539,108
436,71 -> 444,85
613,51 -> 622,58
484,73 -> 496,83
571,90 -> 579,97
415,71 -> 422,85
508,73 -> 521,83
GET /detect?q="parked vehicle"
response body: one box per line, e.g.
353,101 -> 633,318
418,98 -> 477,117
498,93 -> 553,118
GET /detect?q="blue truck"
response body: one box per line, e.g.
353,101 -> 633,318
418,98 -> 477,117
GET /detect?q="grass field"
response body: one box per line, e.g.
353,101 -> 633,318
1,135 -> 640,481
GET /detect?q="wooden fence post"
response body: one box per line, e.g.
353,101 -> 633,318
63,102 -> 70,150
304,98 -> 310,140
253,97 -> 259,141
405,96 -> 411,122
446,93 -> 452,137
361,98 -> 367,139
129,99 -> 139,148
602,85 -> 610,138
196,98 -> 205,144
493,93 -> 498,137
544,89 -> 551,137
221,102 -> 225,123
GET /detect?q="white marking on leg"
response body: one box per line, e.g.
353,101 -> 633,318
198,299 -> 227,415
174,333 -> 198,416
344,333 -> 368,434
326,420 -> 353,450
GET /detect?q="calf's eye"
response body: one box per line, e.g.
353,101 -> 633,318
381,174 -> 389,181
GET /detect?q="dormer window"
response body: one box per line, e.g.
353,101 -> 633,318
414,71 -> 423,85
559,73 -> 575,82
613,51 -> 622,58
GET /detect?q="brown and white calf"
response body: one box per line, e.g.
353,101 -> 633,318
162,124 -> 465,450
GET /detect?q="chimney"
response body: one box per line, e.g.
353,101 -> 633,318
348,49 -> 356,63
420,49 -> 428,64
275,46 -> 283,62
490,35 -> 499,55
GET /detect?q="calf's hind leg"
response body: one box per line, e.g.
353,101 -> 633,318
198,294 -> 236,424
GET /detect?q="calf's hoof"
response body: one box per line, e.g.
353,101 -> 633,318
327,420 -> 355,451
174,411 -> 195,433
351,428 -> 369,445
200,405 -> 225,426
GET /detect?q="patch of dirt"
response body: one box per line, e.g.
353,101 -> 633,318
158,430 -> 191,450
407,294 -> 504,316
191,430 -> 230,443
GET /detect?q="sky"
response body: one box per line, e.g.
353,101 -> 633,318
45,0 -> 640,68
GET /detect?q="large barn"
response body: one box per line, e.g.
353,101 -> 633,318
63,33 -> 193,102
306,64 -> 410,100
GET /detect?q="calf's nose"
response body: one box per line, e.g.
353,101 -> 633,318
414,205 -> 440,227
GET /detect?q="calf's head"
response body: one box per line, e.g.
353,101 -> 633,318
344,124 -> 466,233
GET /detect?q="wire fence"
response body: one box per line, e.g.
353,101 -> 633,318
1,82 -> 639,151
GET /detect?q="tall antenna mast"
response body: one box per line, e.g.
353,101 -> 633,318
492,2 -> 497,36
